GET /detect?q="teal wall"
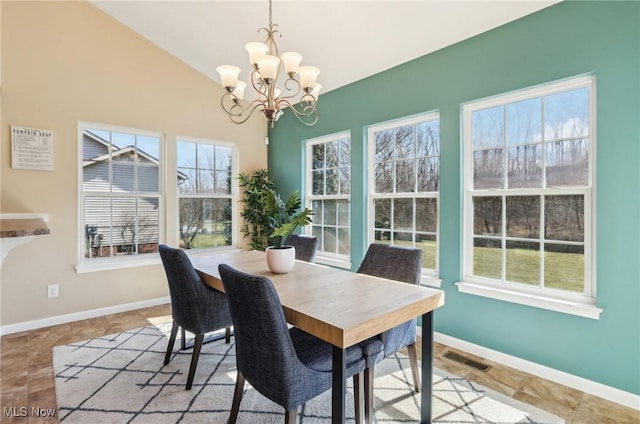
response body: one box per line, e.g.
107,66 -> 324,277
268,1 -> 640,394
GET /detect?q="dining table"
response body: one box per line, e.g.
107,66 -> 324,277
189,249 -> 445,424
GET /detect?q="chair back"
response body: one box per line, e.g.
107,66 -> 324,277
357,243 -> 423,284
357,243 -> 423,354
158,244 -> 213,333
286,234 -> 319,262
218,264 -> 305,405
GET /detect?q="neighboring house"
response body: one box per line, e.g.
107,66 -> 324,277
81,130 -> 186,257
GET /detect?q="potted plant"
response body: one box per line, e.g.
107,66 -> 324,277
238,169 -> 276,251
264,188 -> 313,273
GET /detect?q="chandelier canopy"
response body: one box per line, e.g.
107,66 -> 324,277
216,0 -> 320,128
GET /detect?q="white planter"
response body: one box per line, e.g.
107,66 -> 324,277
265,246 -> 296,274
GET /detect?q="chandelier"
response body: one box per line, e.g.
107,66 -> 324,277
216,0 -> 320,128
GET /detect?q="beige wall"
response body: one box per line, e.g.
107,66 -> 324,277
0,1 -> 267,327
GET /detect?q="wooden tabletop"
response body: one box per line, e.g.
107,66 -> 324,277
190,250 -> 445,349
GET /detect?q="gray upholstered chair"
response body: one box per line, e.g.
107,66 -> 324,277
218,264 -> 365,424
356,243 -> 423,423
158,244 -> 233,390
286,234 -> 319,262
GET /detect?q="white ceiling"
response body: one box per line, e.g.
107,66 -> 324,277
91,0 -> 559,96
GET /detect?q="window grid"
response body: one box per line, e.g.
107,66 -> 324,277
464,76 -> 595,302
368,113 -> 440,273
306,132 -> 351,260
177,139 -> 235,250
80,125 -> 163,260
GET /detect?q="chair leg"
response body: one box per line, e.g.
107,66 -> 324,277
181,327 -> 187,350
364,366 -> 374,424
407,343 -> 421,393
164,322 -> 179,365
284,409 -> 297,424
185,333 -> 204,390
353,372 -> 364,424
225,327 -> 231,344
229,371 -> 245,424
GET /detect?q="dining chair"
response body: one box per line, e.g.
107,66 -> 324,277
286,234 -> 319,262
218,263 -> 365,424
356,243 -> 423,423
158,244 -> 233,390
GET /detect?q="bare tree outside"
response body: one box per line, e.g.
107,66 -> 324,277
117,213 -> 153,254
469,84 -> 590,292
179,198 -> 204,249
177,140 -> 233,249
309,135 -> 351,256
370,115 -> 440,270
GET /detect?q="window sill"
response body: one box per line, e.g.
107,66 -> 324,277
76,246 -> 243,274
76,254 -> 161,274
421,275 -> 442,288
315,255 -> 351,270
455,281 -> 602,320
186,246 -> 241,257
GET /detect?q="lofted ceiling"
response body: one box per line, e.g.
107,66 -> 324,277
91,0 -> 559,96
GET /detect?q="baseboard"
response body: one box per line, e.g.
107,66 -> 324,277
0,297 -> 171,336
434,331 -> 640,411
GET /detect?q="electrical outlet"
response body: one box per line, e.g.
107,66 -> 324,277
47,284 -> 59,298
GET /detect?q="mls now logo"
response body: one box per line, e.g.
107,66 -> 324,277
3,407 -> 56,417
3,407 -> 27,417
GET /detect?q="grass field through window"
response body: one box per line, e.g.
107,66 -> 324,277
377,240 -> 583,293
473,246 -> 584,292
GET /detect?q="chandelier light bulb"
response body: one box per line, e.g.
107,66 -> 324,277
256,55 -> 281,83
299,66 -> 320,92
216,65 -> 241,91
280,52 -> 303,76
232,81 -> 247,100
245,42 -> 269,67
310,83 -> 322,99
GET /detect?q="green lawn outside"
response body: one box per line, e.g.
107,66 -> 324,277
378,239 -> 583,293
474,246 -> 584,292
185,233 -> 229,249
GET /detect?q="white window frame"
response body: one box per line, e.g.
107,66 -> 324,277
175,136 -> 238,251
76,122 -> 165,273
305,131 -> 351,269
367,112 -> 441,287
458,75 -> 601,319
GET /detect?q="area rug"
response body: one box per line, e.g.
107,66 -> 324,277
53,323 -> 564,423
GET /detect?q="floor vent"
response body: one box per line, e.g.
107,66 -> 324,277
443,351 -> 491,372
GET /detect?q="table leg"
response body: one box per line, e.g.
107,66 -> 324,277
332,345 -> 346,424
421,312 -> 433,424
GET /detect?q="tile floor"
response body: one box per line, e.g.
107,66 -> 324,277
0,304 -> 638,423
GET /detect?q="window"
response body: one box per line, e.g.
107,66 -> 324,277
80,125 -> 162,261
461,76 -> 598,316
305,132 -> 351,265
368,113 -> 440,274
177,139 -> 235,249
